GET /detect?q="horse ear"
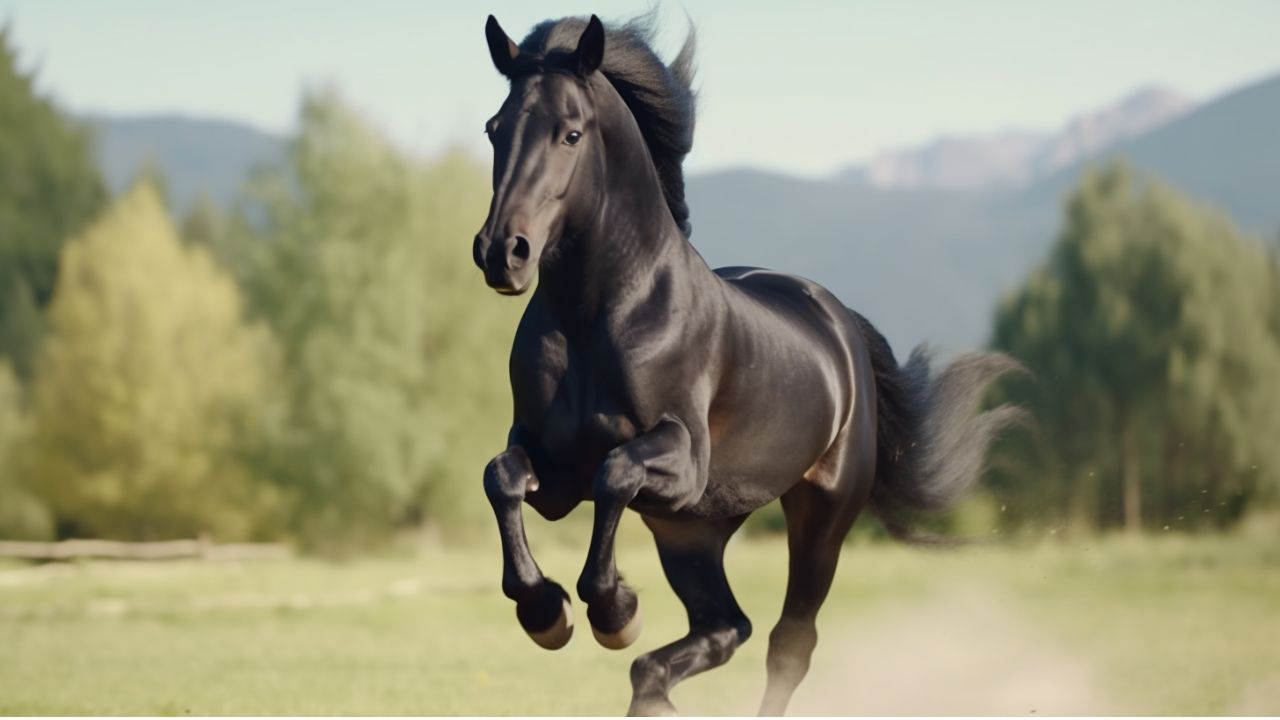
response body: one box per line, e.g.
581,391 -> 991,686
485,15 -> 519,76
574,15 -> 605,76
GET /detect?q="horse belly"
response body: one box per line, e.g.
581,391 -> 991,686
686,341 -> 850,517
663,401 -> 834,520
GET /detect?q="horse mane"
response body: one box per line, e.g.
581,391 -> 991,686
516,14 -> 697,237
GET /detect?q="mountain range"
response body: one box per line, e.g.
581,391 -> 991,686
841,86 -> 1192,192
86,113 -> 284,215
688,73 -> 1280,352
84,72 -> 1280,353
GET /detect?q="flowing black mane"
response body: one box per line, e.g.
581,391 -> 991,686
515,15 -> 697,237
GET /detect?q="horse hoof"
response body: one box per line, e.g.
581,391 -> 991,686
526,596 -> 574,650
592,605 -> 643,650
518,582 -> 574,650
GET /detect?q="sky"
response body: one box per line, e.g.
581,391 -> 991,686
2,0 -> 1279,177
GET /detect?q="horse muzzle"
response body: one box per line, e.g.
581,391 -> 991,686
474,232 -> 536,295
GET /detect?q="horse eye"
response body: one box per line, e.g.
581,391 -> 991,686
565,131 -> 582,146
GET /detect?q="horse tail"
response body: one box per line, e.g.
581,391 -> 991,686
850,311 -> 1027,545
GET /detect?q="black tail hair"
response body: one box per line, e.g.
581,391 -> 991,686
852,311 -> 1027,545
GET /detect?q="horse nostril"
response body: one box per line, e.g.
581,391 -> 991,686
501,235 -> 532,271
512,236 -> 531,263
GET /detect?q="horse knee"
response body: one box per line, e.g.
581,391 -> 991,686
484,447 -> 533,505
595,445 -> 646,501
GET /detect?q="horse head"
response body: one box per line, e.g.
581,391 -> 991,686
472,15 -> 608,296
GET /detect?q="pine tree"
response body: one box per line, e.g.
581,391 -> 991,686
0,28 -> 106,380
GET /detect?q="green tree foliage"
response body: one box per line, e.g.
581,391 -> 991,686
233,90 -> 521,551
989,163 -> 1280,534
0,28 -> 106,380
182,192 -> 230,256
21,183 -> 283,540
0,358 -> 53,539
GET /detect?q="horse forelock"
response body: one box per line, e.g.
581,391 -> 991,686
513,14 -> 697,237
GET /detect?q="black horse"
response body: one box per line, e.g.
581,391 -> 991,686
473,14 -> 1023,716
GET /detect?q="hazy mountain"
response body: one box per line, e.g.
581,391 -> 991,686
847,130 -> 1046,192
686,171 -> 1050,354
1033,86 -> 1192,177
85,113 -> 285,214
690,73 -> 1279,353
1025,73 -> 1280,237
842,86 -> 1192,192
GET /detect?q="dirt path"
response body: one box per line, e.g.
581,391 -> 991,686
788,584 -> 1120,716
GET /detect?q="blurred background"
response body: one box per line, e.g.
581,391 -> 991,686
0,0 -> 1277,715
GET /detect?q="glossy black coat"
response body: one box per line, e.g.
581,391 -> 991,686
473,15 -> 1022,716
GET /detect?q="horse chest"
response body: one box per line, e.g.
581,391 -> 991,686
513,335 -> 645,473
540,404 -> 638,473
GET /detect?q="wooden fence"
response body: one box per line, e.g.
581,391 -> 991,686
0,538 -> 291,561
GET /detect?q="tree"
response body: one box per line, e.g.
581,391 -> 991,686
0,28 -> 106,380
988,163 -> 1280,533
235,89 -> 522,551
22,182 -> 282,540
0,358 -> 53,539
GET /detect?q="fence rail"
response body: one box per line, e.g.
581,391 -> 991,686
0,538 -> 291,562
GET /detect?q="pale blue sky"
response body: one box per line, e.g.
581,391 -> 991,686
2,0 -> 1278,177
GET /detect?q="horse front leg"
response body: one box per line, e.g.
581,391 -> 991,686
577,416 -> 705,650
483,436 -> 580,650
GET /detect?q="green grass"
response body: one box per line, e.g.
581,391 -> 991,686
0,517 -> 1276,715
990,534 -> 1280,714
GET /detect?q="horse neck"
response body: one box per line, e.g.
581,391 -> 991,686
538,101 -> 706,326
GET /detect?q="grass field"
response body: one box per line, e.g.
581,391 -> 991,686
1,514 -> 1277,715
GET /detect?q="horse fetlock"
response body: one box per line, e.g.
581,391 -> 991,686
768,617 -> 818,655
628,657 -> 676,716
629,653 -> 669,691
516,580 -> 574,650
500,572 -> 538,603
627,695 -> 678,718
766,619 -> 818,680
576,570 -> 613,605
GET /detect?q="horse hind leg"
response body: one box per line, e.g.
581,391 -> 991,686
758,482 -> 865,716
627,515 -> 752,717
